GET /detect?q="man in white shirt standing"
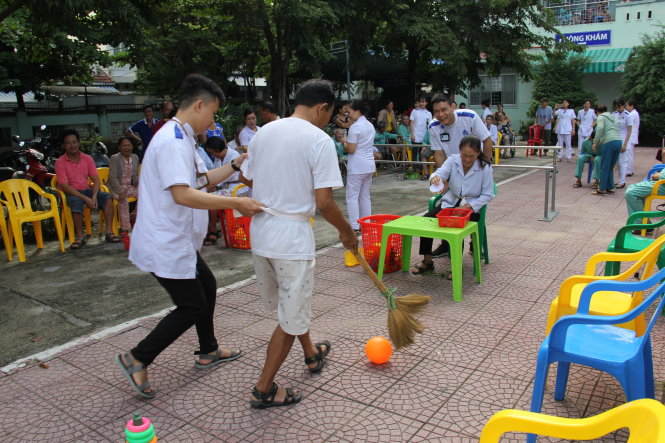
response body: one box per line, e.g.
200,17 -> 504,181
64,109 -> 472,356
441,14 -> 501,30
115,74 -> 263,399
555,99 -> 576,162
626,99 -> 640,177
576,99 -> 597,156
242,79 -> 358,409
613,97 -> 632,188
410,96 -> 432,148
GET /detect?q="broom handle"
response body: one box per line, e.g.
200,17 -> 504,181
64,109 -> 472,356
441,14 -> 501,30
351,249 -> 390,293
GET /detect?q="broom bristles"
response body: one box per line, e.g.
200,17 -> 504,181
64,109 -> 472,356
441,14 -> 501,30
387,293 -> 431,349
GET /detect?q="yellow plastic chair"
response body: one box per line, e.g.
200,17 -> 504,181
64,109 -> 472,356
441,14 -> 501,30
50,175 -> 92,243
93,168 -> 119,236
545,234 -> 665,336
1,201 -> 13,261
0,179 -> 65,262
479,398 -> 665,442
641,178 -> 665,235
494,132 -> 503,165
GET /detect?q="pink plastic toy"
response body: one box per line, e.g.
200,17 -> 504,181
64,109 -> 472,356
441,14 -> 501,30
125,413 -> 157,443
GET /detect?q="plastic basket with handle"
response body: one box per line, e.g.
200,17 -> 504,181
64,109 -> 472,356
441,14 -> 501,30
358,214 -> 402,273
437,208 -> 472,228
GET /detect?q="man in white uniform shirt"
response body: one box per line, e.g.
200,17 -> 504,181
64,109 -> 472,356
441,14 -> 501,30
555,99 -> 576,161
410,96 -> 432,144
612,97 -> 633,188
242,79 -> 358,409
116,74 -> 263,398
626,99 -> 640,177
576,99 -> 597,156
427,94 -> 492,168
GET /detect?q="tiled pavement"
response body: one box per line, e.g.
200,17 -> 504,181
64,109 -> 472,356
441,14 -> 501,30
2,148 -> 664,442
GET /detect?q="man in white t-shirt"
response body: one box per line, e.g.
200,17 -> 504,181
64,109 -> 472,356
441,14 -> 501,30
428,94 -> 492,167
409,96 -> 432,144
242,79 -> 358,409
116,74 -> 263,399
626,99 -> 640,177
555,99 -> 576,161
576,99 -> 597,156
481,99 -> 493,121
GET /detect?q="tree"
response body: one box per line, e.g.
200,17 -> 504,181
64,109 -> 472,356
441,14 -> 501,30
0,0 -> 160,110
340,0 -> 574,101
621,30 -> 665,142
529,52 -> 597,118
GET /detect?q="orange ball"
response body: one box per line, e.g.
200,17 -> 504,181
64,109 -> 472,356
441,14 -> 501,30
365,336 -> 393,364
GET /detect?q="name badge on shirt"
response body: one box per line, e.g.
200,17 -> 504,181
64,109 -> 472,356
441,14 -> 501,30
195,172 -> 209,190
440,132 -> 450,142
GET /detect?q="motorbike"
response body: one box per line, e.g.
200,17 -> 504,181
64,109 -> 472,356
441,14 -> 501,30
80,133 -> 109,168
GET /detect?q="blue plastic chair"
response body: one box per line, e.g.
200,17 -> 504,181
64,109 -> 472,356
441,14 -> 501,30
527,267 -> 665,443
642,164 -> 665,182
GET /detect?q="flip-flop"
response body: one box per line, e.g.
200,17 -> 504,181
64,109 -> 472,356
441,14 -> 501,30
194,348 -> 242,369
115,353 -> 155,398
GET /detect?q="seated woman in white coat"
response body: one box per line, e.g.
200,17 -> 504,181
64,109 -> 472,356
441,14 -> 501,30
411,135 -> 494,277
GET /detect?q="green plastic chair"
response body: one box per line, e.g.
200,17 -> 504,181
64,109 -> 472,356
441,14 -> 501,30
428,182 -> 496,264
605,210 -> 665,276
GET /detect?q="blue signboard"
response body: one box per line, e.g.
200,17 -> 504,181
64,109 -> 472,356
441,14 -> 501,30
556,30 -> 611,46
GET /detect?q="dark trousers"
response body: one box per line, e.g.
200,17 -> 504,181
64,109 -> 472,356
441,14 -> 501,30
418,206 -> 480,255
132,253 -> 218,367
599,140 -> 622,192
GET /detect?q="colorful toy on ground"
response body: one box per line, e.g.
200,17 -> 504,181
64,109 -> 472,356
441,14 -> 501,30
125,413 -> 157,443
365,336 -> 393,364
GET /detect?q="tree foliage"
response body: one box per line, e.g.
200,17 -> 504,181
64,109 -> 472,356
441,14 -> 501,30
621,30 -> 665,140
0,0 -> 160,109
529,52 -> 597,117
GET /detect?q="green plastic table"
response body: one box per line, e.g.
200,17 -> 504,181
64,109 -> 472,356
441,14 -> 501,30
376,216 -> 482,302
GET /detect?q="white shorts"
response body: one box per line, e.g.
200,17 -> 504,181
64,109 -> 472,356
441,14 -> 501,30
252,254 -> 315,336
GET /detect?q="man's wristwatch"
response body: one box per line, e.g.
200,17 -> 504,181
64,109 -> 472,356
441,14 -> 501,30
230,160 -> 240,171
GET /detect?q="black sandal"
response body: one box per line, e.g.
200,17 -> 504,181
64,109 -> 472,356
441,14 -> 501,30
411,260 -> 434,275
304,341 -> 331,373
203,232 -> 217,246
70,237 -> 86,250
250,382 -> 302,409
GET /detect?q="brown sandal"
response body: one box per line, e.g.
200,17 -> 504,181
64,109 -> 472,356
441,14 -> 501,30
411,260 -> 434,275
591,190 -> 606,195
572,181 -> 582,188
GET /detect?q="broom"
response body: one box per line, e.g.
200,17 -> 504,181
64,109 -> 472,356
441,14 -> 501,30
352,249 -> 431,349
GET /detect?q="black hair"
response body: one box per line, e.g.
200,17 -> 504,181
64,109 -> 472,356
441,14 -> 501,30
376,120 -> 387,129
168,108 -> 177,119
294,79 -> 335,109
347,99 -> 367,115
431,94 -> 454,106
481,99 -> 490,107
583,98 -> 592,105
459,135 -> 490,169
562,98 -> 571,105
384,99 -> 394,108
142,104 -> 154,112
205,136 -> 226,153
61,129 -> 80,144
243,108 -> 255,119
596,104 -> 608,113
160,100 -> 173,111
485,114 -> 494,121
540,98 -> 548,103
459,102 -> 467,109
259,101 -> 277,114
626,99 -> 638,108
417,95 -> 428,102
117,136 -> 132,146
612,97 -> 625,109
178,73 -> 225,109
234,124 -> 244,136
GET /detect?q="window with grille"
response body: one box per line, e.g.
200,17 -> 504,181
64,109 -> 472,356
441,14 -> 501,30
469,74 -> 517,106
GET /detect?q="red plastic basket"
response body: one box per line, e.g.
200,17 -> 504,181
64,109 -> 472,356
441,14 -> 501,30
223,209 -> 252,249
358,214 -> 402,273
437,208 -> 472,228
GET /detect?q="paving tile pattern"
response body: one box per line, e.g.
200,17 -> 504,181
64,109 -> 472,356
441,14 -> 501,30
3,150 -> 665,442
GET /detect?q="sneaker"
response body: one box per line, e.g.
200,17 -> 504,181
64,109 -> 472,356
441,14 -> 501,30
431,243 -> 449,258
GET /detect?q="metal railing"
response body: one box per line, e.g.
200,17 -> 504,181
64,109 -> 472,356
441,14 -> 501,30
362,143 -> 562,221
544,0 -> 616,25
